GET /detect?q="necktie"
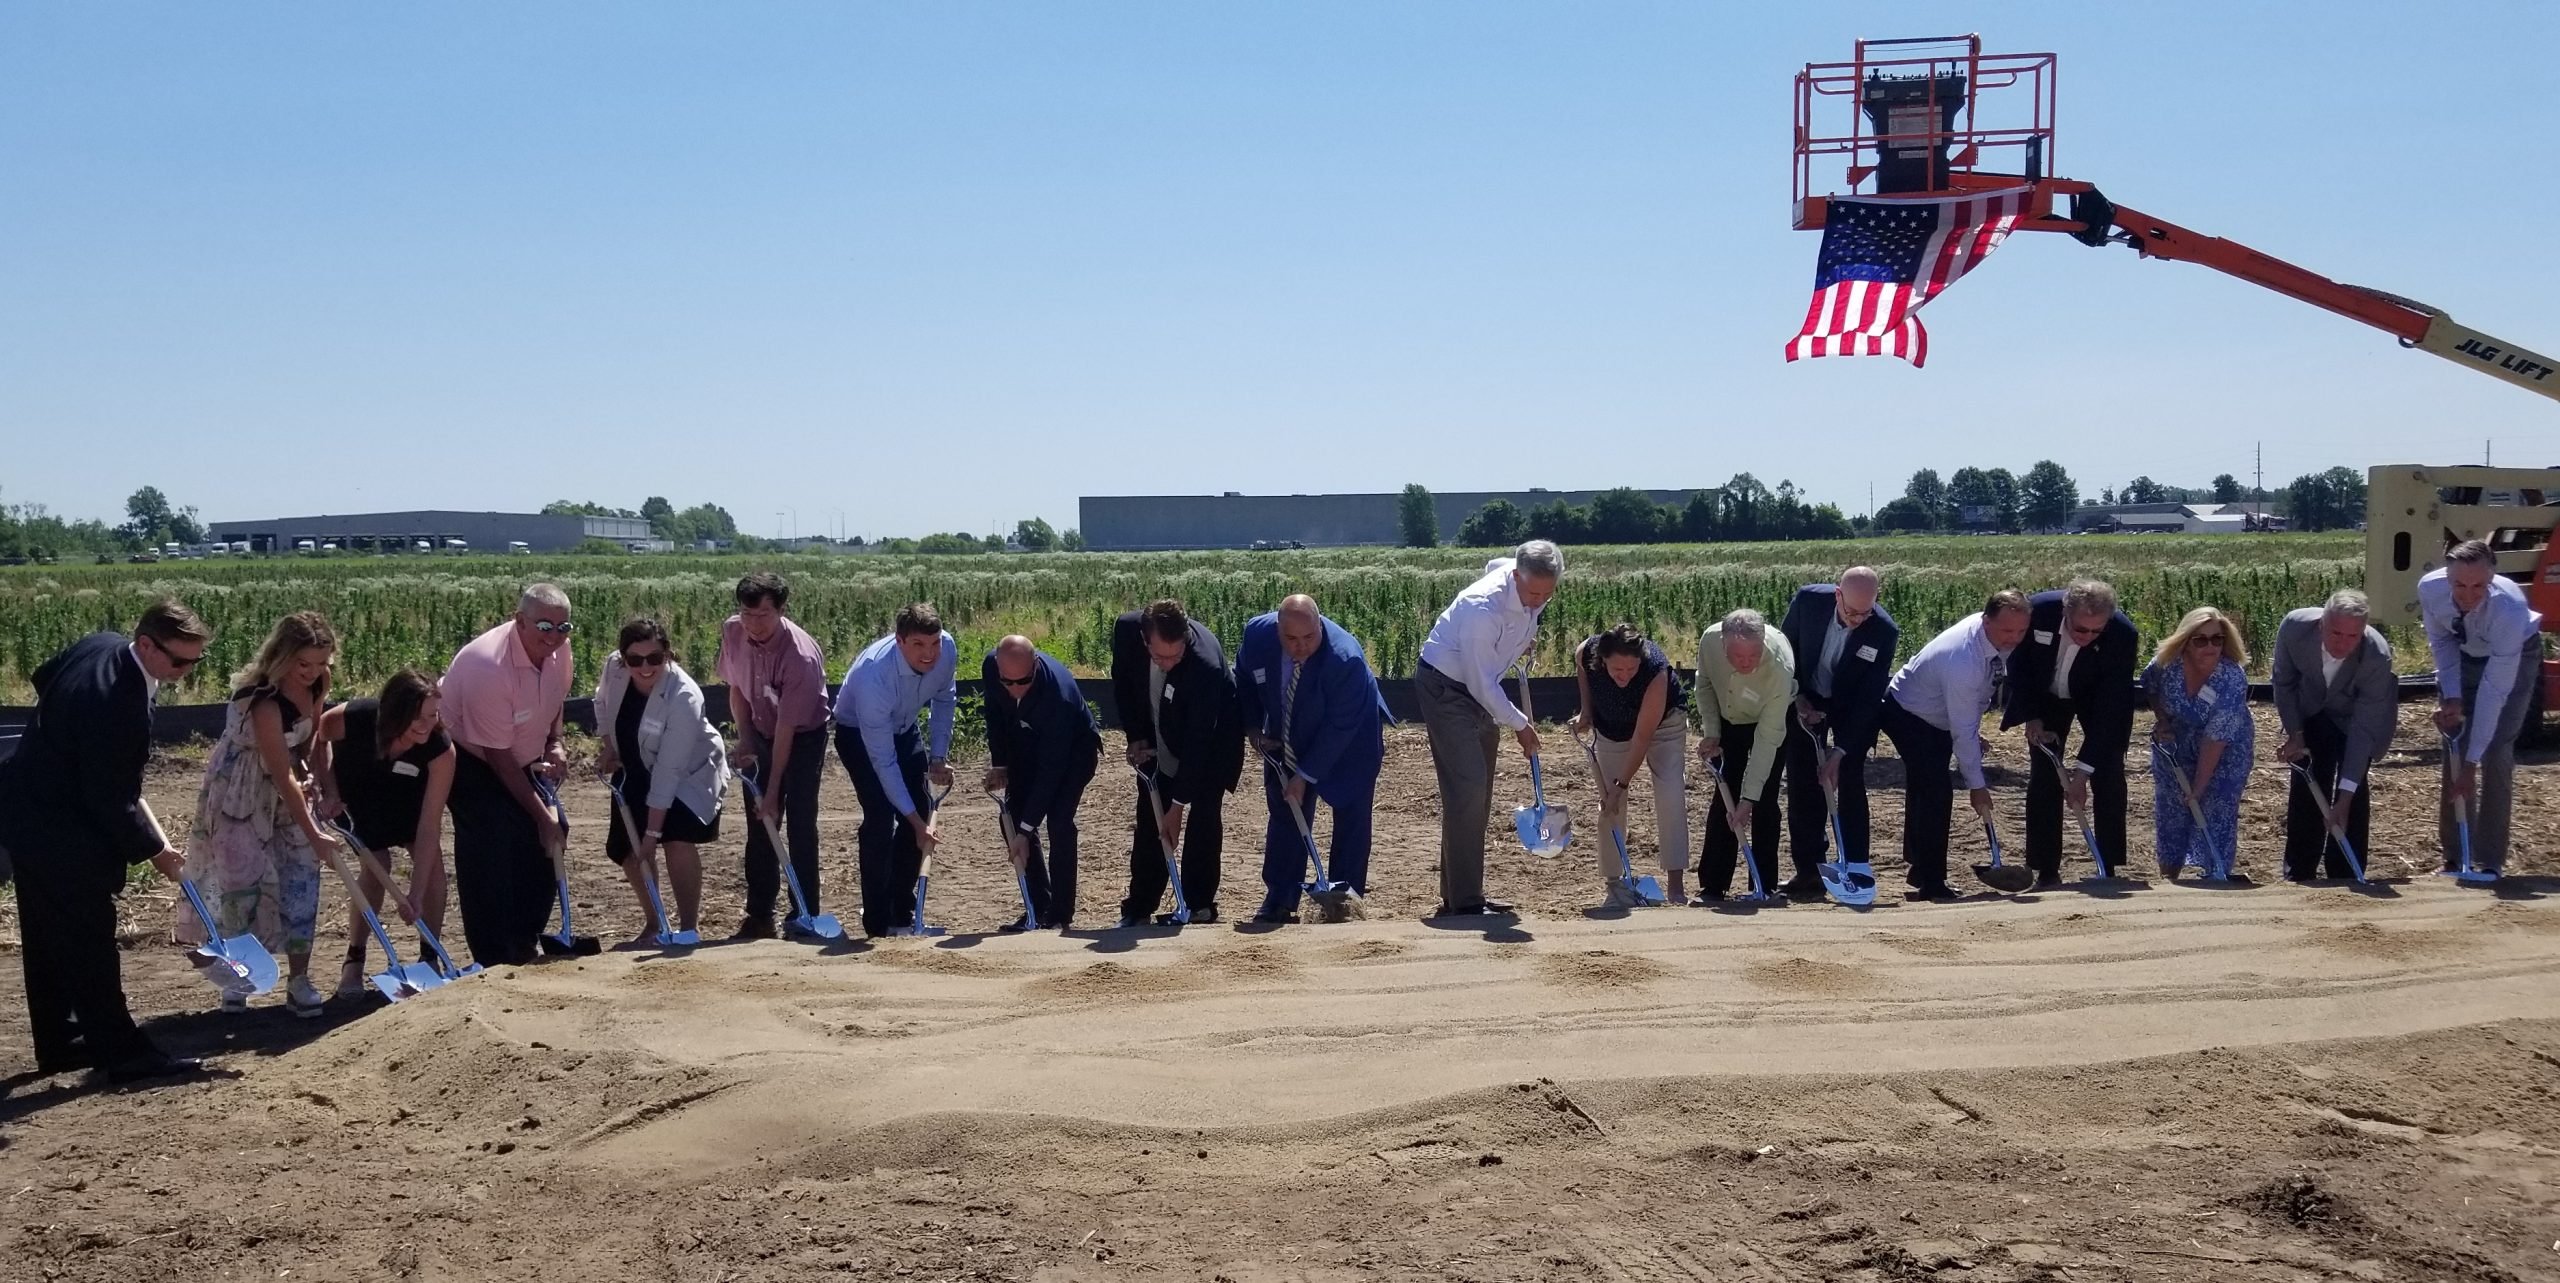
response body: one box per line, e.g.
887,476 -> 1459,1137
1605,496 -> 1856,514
1988,654 -> 2007,709
1282,660 -> 1304,775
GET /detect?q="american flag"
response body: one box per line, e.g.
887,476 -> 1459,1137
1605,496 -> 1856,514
1783,188 -> 2029,367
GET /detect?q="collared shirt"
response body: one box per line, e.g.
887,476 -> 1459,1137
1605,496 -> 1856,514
716,614 -> 831,740
832,631 -> 958,816
1693,624 -> 1798,797
1812,611 -> 1850,699
2051,635 -> 2082,699
126,643 -> 160,705
1418,558 -> 1545,730
1148,663 -> 1180,776
2418,568 -> 2541,762
1886,612 -> 2012,790
2320,650 -> 2344,688
441,620 -> 572,761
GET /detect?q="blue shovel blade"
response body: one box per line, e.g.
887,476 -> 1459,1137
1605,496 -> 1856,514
792,913 -> 845,940
370,970 -> 409,1002
222,935 -> 282,995
1513,805 -> 1567,857
399,962 -> 446,992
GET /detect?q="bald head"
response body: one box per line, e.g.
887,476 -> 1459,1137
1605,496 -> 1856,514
1277,595 -> 1324,662
1834,566 -> 1880,628
991,635 -> 1039,691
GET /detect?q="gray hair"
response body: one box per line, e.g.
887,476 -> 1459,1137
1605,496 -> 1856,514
1719,607 -> 1768,646
2322,588 -> 2371,621
2446,538 -> 2494,569
2062,577 -> 2119,619
518,583 -> 570,614
1513,540 -> 1563,580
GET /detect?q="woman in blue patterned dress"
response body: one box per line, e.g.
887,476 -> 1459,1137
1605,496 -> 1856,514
2144,606 -> 2255,883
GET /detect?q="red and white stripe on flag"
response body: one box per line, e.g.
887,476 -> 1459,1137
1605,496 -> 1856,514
1783,189 -> 2028,369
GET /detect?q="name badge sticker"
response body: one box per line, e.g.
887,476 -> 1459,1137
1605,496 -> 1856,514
2033,630 -> 2054,644
641,717 -> 666,735
2198,685 -> 2219,706
761,684 -> 779,707
1855,645 -> 1878,662
1253,668 -> 1267,684
512,708 -> 533,725
391,761 -> 421,778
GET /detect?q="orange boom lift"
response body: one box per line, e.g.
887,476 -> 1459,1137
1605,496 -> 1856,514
1793,34 -> 2560,729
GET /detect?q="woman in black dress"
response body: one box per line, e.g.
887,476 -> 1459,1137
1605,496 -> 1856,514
312,669 -> 455,998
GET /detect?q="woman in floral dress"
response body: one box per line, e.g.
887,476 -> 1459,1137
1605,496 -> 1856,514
2144,606 -> 2255,883
175,611 -> 341,1016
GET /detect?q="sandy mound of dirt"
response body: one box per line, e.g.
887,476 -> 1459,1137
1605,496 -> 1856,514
867,946 -> 1020,978
1532,949 -> 1667,988
1025,959 -> 1200,1001
1323,938 -> 1411,963
1866,931 -> 1963,958
2303,921 -> 2458,961
1744,956 -> 1880,996
1203,941 -> 1300,979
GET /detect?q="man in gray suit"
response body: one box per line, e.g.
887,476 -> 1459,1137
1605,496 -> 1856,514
2270,589 -> 2398,881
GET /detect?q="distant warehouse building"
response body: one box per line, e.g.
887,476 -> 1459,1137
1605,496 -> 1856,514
206,510 -> 654,554
1080,487 -> 1712,552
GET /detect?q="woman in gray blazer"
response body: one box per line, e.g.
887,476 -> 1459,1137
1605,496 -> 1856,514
594,619 -> 728,943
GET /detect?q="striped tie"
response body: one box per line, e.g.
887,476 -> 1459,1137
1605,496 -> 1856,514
1281,659 -> 1303,776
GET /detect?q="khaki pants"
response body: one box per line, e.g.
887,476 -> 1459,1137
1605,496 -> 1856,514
1417,662 -> 1500,909
1591,719 -> 1690,880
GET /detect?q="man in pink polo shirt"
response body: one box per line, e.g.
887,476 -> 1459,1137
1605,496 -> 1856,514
441,582 -> 579,965
716,571 -> 833,939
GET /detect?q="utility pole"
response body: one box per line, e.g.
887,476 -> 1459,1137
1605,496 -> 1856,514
2253,441 -> 2263,524
2487,438 -> 2494,466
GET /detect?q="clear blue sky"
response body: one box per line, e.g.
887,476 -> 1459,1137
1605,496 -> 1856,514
4,3 -> 2552,539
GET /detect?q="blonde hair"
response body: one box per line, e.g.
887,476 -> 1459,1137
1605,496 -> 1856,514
232,610 -> 338,702
2152,606 -> 2249,671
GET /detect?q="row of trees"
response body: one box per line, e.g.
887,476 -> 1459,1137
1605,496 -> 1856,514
1401,479 -> 1856,549
1869,462 -> 2364,534
544,497 -> 750,548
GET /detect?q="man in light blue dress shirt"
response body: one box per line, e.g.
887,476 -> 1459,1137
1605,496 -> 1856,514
833,603 -> 959,937
1877,590 -> 2031,900
2420,540 -> 2542,879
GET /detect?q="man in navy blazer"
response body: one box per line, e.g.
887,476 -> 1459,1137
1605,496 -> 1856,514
0,601 -> 211,1083
1236,595 -> 1386,923
1999,580 -> 2141,886
1778,568 -> 1899,896
983,636 -> 1103,930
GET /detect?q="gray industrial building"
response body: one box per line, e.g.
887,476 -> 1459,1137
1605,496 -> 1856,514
1079,487 -> 1714,551
206,510 -> 654,554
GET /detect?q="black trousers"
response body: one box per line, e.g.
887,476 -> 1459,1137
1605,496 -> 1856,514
8,843 -> 153,1067
2022,700 -> 2129,878
1784,696 -> 1872,874
1879,698 -> 1956,892
2284,716 -> 2372,879
450,752 -> 561,967
1701,718 -> 1786,896
837,724 -> 931,938
1015,743 -> 1099,927
742,724 -> 829,922
1124,774 -> 1224,920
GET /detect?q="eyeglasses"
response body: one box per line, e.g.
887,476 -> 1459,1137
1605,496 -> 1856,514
2188,632 -> 2226,647
623,651 -> 667,668
998,674 -> 1035,688
531,619 -> 575,634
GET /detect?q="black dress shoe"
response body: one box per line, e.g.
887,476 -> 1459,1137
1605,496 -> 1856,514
1477,898 -> 1516,914
996,917 -> 1031,934
2032,873 -> 2063,890
729,916 -> 778,941
105,1052 -> 204,1085
35,1046 -> 95,1076
1778,875 -> 1824,898
1249,910 -> 1300,925
1907,885 -> 1963,903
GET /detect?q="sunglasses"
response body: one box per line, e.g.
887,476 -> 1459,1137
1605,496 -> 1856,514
531,619 -> 575,634
2188,632 -> 2227,647
998,674 -> 1035,688
151,638 -> 208,670
622,650 -> 668,668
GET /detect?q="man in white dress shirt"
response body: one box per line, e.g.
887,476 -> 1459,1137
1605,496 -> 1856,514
1415,540 -> 1561,917
2420,540 -> 2541,880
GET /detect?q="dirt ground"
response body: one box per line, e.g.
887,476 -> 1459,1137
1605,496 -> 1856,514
4,705 -> 2559,1282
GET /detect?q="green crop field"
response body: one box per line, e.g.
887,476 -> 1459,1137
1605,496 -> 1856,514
0,534 -> 2377,705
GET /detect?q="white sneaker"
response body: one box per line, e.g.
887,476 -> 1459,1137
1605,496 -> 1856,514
285,976 -> 327,1019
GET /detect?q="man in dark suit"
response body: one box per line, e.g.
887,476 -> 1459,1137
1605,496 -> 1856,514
0,601 -> 212,1082
982,635 -> 1102,930
2000,579 -> 2141,887
1777,567 -> 1899,897
2270,590 -> 2398,880
1236,595 -> 1387,923
1111,600 -> 1243,926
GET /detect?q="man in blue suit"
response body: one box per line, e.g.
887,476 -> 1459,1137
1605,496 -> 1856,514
1778,568 -> 1899,898
1237,595 -> 1386,924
